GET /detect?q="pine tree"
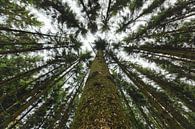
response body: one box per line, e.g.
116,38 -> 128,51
71,40 -> 130,129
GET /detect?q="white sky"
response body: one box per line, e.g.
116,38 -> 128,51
27,0 -> 193,76
26,0 -> 184,73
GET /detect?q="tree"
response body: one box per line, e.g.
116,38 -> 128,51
0,0 -> 195,129
71,40 -> 130,128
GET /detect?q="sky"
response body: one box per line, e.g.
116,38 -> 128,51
26,0 -> 177,50
28,0 -> 138,49
26,0 -> 193,81
26,0 -> 165,74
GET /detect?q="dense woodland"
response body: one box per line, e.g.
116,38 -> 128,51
0,0 -> 195,129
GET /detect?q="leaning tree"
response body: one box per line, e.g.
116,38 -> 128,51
0,0 -> 194,129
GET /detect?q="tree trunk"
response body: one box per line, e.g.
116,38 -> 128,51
71,50 -> 130,129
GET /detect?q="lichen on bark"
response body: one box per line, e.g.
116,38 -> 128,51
71,50 -> 131,129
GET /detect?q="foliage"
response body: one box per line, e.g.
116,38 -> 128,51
0,0 -> 195,128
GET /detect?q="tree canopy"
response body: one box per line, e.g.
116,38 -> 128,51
0,0 -> 195,129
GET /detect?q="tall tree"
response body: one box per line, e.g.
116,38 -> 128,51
71,40 -> 130,128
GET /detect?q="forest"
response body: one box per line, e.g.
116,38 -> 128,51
0,0 -> 195,129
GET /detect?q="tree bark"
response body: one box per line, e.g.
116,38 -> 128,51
71,50 -> 130,129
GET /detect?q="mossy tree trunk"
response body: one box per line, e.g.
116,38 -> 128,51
71,50 -> 130,129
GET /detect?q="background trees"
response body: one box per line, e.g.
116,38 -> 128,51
0,0 -> 194,128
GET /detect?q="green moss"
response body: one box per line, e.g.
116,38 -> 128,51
71,50 -> 131,129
